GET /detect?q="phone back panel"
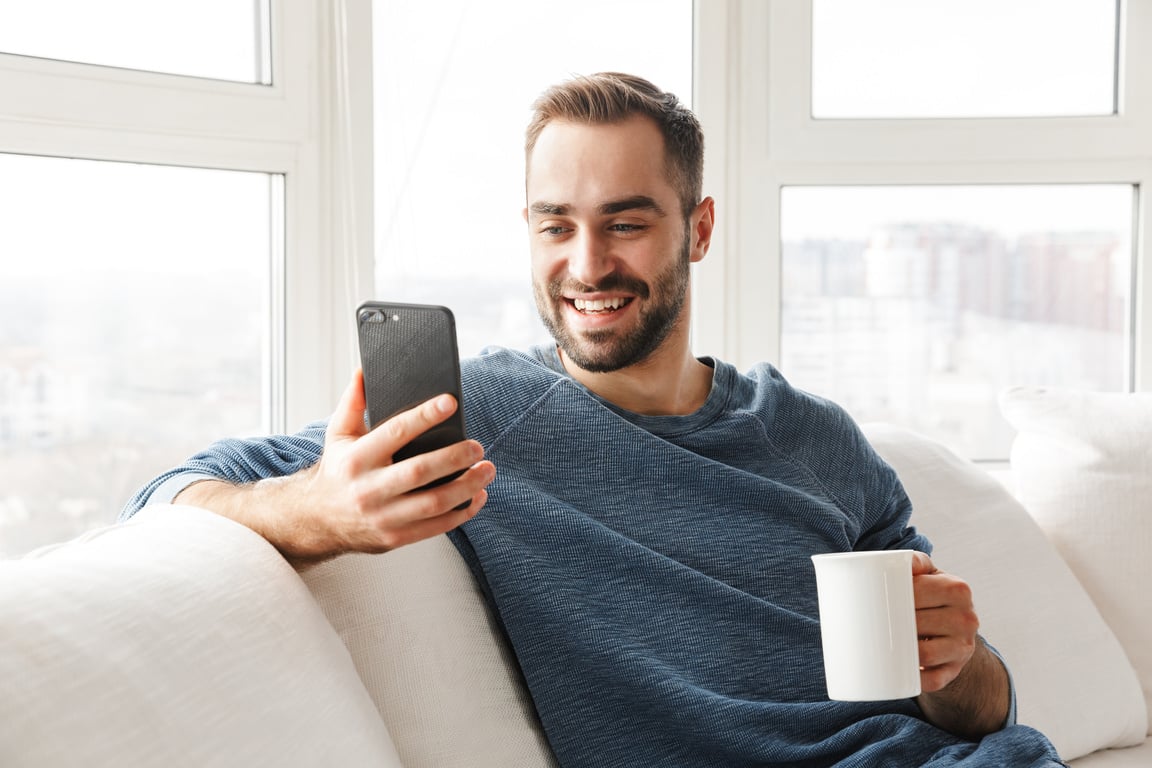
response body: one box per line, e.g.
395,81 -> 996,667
356,302 -> 465,462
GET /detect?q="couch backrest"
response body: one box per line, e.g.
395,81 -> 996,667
301,534 -> 558,768
1000,386 -> 1152,738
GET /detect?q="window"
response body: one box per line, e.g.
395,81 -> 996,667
0,0 -> 272,83
780,184 -> 1133,460
0,1 -> 348,556
811,0 -> 1118,118
371,0 -> 693,358
693,1 -> 1151,461
0,154 -> 275,555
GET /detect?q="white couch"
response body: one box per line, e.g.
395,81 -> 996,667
2,387 -> 1149,767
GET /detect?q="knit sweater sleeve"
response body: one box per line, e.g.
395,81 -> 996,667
118,420 -> 328,521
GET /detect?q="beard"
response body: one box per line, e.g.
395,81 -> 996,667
533,233 -> 691,373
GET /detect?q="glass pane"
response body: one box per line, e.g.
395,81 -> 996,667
780,185 -> 1134,460
0,154 -> 275,557
812,0 -> 1118,118
373,0 -> 693,358
0,0 -> 270,83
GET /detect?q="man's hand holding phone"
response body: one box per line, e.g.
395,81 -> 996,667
175,368 -> 494,565
290,368 -> 494,558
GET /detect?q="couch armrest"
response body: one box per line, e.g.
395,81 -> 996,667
0,504 -> 401,768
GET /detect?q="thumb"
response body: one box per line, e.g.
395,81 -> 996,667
327,368 -> 369,440
911,551 -> 940,576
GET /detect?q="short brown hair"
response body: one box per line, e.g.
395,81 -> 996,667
525,72 -> 704,219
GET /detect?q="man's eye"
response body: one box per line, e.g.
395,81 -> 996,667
609,223 -> 646,233
541,225 -> 569,236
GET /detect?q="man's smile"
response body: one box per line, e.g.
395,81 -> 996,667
570,296 -> 632,314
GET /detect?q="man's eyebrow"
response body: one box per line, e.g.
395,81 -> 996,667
528,196 -> 668,218
529,202 -> 568,216
598,196 -> 666,217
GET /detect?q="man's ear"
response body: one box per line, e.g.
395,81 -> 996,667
689,197 -> 716,263
522,206 -> 529,223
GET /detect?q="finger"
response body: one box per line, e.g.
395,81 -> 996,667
362,456 -> 494,517
369,439 -> 487,499
416,442 -> 489,496
361,393 -> 460,462
914,573 -> 974,612
356,466 -> 493,552
914,604 -> 957,637
427,460 -> 495,515
327,369 -> 370,441
910,551 -> 939,576
368,488 -> 489,552
918,632 -> 977,692
919,657 -> 963,693
917,634 -> 969,668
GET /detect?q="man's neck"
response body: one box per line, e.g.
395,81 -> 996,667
557,343 -> 713,417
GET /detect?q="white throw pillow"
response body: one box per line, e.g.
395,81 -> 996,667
863,423 -> 1147,761
0,504 -> 402,768
1000,386 -> 1152,736
301,535 -> 558,768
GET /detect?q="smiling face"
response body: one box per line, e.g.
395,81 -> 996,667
525,115 -> 706,373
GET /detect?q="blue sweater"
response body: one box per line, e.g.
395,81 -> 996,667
122,346 -> 1064,767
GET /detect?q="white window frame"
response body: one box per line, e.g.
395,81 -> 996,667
693,0 -> 1152,395
0,0 -> 374,430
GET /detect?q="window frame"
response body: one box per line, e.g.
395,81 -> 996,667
693,0 -> 1152,399
0,0 -> 373,431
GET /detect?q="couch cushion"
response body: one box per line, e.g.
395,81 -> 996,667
1067,740 -> 1152,768
863,423 -> 1147,762
301,536 -> 557,768
1000,386 -> 1152,736
0,504 -> 401,768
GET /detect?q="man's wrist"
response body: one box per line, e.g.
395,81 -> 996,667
916,637 -> 1011,740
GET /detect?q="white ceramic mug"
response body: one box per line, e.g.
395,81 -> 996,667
810,549 -> 921,701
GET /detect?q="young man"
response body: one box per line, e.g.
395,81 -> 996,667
123,73 -> 1063,766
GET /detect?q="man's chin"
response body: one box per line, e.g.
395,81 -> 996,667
558,330 -> 659,374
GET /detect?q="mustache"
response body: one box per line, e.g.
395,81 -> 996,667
548,274 -> 651,300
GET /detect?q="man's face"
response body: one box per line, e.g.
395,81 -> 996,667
524,115 -> 698,373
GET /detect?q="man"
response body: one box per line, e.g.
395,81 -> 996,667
123,73 -> 1063,766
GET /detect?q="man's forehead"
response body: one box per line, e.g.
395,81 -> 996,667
525,117 -> 673,214
527,113 -> 663,160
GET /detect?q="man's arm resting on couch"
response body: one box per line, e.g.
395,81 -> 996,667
154,371 -> 495,564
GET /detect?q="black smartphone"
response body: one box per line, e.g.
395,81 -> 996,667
356,301 -> 467,491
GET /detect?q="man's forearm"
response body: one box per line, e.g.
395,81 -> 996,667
174,469 -> 338,566
916,637 -> 1011,740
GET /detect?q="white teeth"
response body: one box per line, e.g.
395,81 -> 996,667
574,297 -> 625,312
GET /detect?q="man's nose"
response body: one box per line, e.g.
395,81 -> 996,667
567,230 -> 614,287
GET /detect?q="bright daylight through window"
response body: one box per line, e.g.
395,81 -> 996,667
812,0 -> 1117,118
780,185 -> 1134,461
372,0 -> 692,359
0,0 -> 271,83
0,155 -> 275,557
